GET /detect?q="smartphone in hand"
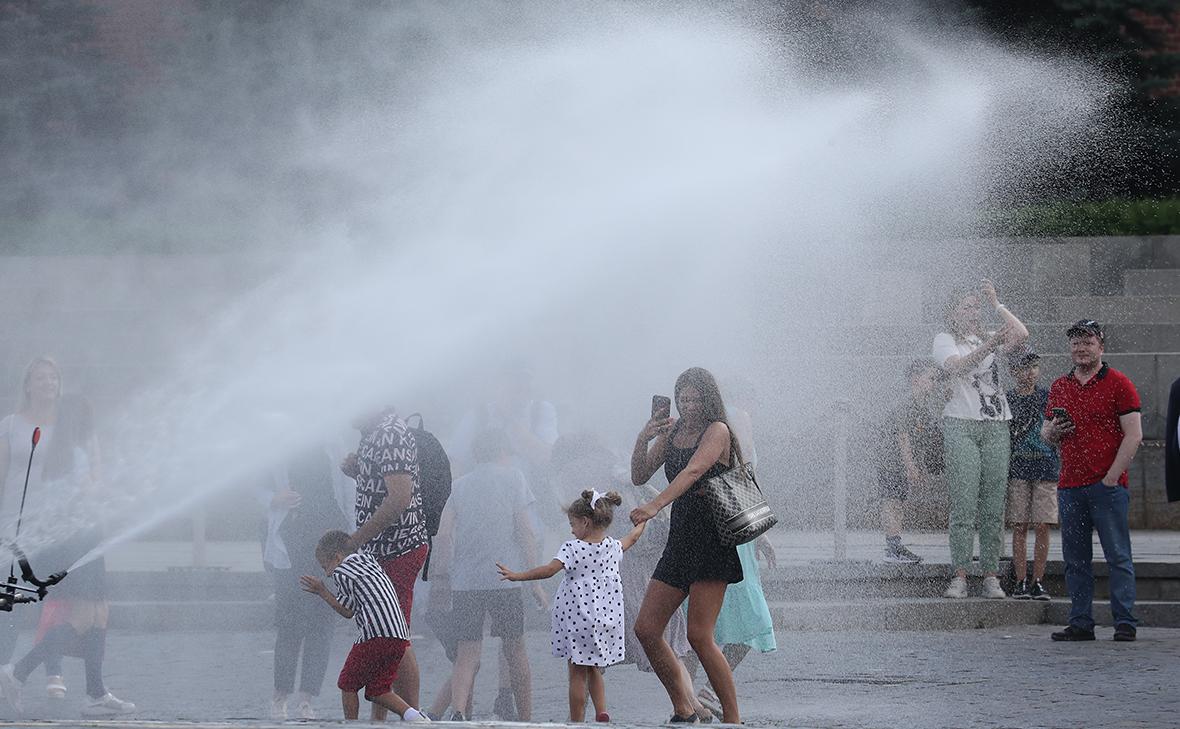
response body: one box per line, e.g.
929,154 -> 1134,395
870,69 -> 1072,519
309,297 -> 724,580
652,395 -> 672,419
1051,407 -> 1072,423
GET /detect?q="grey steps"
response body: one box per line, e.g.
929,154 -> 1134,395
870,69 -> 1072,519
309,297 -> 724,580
757,560 -> 1180,601
768,598 -> 1180,631
1125,269 -> 1180,296
1051,295 -> 1180,323
107,600 -> 273,631
106,569 -> 272,602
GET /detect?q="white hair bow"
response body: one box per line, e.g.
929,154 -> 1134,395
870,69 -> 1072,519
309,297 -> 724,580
590,489 -> 606,509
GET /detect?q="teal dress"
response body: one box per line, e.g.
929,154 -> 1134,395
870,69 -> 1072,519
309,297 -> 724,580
713,541 -> 776,652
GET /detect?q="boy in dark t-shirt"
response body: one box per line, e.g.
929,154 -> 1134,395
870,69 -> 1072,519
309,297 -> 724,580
1006,352 -> 1060,600
876,359 -> 945,563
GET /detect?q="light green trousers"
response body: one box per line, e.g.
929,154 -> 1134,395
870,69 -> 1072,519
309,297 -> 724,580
943,417 -> 1011,573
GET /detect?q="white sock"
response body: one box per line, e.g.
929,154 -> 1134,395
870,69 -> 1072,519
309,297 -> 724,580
403,707 -> 423,721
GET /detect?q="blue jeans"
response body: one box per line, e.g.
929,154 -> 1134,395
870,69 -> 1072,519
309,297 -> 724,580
1058,483 -> 1137,630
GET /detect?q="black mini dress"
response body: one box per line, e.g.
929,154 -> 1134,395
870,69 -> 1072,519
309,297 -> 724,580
649,424 -> 743,591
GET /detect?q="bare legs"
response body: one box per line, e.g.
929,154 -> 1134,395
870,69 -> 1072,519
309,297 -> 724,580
342,689 -> 414,721
635,580 -> 695,718
686,581 -> 739,724
369,646 -> 419,721
502,638 -> 533,721
448,641 -> 482,719
445,637 -> 531,721
1012,522 -> 1051,581
635,579 -> 740,723
567,663 -> 606,721
881,498 -> 904,539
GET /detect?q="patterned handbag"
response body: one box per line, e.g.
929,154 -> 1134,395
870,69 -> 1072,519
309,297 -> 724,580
698,456 -> 778,547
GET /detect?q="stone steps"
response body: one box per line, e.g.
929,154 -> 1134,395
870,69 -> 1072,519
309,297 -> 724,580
756,560 -> 1180,601
767,598 -> 1180,631
1125,268 -> 1180,296
1050,295 -> 1180,323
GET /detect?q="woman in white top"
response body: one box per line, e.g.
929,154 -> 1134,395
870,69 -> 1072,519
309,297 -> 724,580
0,356 -> 63,669
931,281 -> 1028,600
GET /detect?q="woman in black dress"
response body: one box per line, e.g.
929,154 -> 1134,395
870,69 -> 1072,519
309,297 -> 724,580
630,367 -> 743,724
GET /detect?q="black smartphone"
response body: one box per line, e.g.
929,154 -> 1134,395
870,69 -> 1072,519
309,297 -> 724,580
1051,407 -> 1072,422
651,395 -> 672,419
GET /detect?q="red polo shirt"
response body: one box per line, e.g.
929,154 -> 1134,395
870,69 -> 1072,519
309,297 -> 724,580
1045,363 -> 1141,488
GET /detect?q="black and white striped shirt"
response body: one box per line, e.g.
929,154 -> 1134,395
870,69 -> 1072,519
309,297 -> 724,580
332,552 -> 409,643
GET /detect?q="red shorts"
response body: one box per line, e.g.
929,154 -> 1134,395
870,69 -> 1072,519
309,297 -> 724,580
338,637 -> 409,699
379,543 -> 429,627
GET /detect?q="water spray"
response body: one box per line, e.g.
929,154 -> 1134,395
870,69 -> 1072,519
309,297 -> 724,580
0,426 -> 68,611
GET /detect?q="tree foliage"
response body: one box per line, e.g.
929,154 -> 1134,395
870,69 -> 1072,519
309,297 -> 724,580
957,0 -> 1180,199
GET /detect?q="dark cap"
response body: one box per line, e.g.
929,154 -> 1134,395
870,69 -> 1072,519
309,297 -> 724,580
1011,350 -> 1041,369
1066,319 -> 1104,341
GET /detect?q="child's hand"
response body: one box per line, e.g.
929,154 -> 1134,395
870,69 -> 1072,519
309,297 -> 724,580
300,575 -> 329,597
630,501 -> 659,526
496,563 -> 521,581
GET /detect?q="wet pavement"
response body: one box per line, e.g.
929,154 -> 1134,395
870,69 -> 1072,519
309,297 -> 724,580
0,622 -> 1174,728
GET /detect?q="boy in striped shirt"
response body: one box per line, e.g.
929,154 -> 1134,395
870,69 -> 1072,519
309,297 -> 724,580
301,531 -> 429,722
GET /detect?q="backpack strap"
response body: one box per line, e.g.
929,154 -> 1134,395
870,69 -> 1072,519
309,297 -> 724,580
422,535 -> 433,582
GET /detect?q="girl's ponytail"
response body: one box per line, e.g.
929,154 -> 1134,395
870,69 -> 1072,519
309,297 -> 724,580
567,489 -> 622,528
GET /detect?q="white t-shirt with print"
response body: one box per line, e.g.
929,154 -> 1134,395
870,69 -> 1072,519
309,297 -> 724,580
932,332 -> 1012,422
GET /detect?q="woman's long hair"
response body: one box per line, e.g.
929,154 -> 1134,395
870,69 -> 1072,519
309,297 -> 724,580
42,394 -> 94,481
18,355 -> 62,412
941,288 -> 981,342
674,367 -> 743,465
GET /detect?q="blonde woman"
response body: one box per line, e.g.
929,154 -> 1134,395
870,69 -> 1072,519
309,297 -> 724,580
932,281 -> 1028,599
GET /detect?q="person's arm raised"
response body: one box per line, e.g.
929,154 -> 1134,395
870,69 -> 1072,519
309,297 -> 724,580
631,416 -> 673,485
631,422 -> 728,525
982,279 -> 1030,351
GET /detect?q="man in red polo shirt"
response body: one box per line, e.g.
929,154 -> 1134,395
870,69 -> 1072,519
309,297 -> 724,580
1041,320 -> 1142,642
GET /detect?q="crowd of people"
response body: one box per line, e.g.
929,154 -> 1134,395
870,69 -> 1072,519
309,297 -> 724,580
0,273 -> 1157,722
880,280 -> 1143,644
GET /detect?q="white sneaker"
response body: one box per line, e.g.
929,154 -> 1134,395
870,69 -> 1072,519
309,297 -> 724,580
404,708 -> 432,722
943,576 -> 968,599
0,664 -> 23,712
296,699 -> 315,720
46,675 -> 66,699
270,695 -> 288,720
982,575 -> 1007,599
80,692 -> 136,717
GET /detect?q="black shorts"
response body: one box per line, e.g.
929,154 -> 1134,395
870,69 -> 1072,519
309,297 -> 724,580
878,468 -> 909,501
451,588 -> 524,641
425,607 -> 459,662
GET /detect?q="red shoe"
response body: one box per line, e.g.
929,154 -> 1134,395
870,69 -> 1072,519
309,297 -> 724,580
596,712 -> 610,722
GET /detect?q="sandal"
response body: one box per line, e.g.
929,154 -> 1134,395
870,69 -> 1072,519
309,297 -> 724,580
696,688 -> 722,717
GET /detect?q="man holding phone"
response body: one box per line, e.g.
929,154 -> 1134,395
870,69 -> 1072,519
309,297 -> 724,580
1042,320 -> 1143,642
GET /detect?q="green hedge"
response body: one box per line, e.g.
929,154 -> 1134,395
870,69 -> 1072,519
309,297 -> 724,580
988,198 -> 1180,237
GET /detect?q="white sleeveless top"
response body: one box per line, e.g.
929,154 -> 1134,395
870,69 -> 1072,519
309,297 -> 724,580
0,414 -> 55,534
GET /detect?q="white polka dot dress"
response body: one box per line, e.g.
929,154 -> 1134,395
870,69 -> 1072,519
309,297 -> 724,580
551,538 -> 626,667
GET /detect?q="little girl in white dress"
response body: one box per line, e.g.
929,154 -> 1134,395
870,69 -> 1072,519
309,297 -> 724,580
498,489 -> 646,722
